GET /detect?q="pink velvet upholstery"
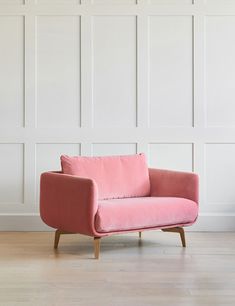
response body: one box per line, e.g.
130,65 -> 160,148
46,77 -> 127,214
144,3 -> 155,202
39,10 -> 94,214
149,168 -> 199,204
40,172 -> 98,236
61,154 -> 150,200
96,197 -> 198,233
40,155 -> 199,240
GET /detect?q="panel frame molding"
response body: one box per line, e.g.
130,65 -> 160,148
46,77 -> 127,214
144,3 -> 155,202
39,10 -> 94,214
0,0 -> 235,230
0,143 -> 25,207
148,14 -> 195,128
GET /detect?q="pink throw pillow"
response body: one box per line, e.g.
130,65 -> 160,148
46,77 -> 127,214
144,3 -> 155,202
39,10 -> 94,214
61,153 -> 150,200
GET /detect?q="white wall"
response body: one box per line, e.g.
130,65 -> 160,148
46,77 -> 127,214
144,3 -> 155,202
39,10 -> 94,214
0,0 -> 235,230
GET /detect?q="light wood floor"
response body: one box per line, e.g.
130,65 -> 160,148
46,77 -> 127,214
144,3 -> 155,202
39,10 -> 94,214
0,231 -> 235,306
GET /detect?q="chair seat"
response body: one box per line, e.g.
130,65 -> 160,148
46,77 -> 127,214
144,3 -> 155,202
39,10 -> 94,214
95,197 -> 198,233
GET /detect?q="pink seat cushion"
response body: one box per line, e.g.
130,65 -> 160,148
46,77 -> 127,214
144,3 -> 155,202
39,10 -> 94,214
61,154 -> 150,200
95,197 -> 198,232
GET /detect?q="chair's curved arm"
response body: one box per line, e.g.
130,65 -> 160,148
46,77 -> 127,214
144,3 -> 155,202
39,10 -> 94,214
149,168 -> 199,204
40,172 -> 98,236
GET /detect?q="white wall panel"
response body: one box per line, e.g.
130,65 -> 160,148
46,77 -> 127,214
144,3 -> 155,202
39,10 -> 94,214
92,0 -> 136,3
206,0 -> 234,4
206,16 -> 235,127
206,144 -> 235,207
149,16 -> 193,127
0,144 -> 24,204
92,16 -> 137,128
0,1 -> 235,230
149,0 -> 192,4
149,143 -> 193,172
0,16 -> 24,127
36,143 -> 80,174
0,0 -> 23,3
37,16 -> 81,127
36,0 -> 80,3
92,143 -> 137,156
36,143 -> 80,203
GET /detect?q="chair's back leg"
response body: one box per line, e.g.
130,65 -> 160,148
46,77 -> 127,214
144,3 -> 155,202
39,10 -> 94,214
179,228 -> 186,247
161,227 -> 186,247
94,237 -> 101,259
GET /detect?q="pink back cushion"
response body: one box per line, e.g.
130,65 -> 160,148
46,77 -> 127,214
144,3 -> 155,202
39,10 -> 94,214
61,154 -> 150,200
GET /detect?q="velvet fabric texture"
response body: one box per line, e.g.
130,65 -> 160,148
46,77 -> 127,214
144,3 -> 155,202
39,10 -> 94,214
40,172 -> 98,236
149,168 -> 199,204
40,166 -> 199,237
61,153 -> 150,200
95,197 -> 198,233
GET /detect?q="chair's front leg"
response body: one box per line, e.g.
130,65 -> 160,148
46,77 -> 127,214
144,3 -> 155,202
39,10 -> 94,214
94,237 -> 101,259
54,229 -> 73,249
161,227 -> 186,247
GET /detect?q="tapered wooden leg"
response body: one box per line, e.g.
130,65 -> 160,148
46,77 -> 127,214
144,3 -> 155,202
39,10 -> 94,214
94,237 -> 101,259
139,231 -> 142,239
54,230 -> 72,249
54,230 -> 61,249
162,227 -> 186,247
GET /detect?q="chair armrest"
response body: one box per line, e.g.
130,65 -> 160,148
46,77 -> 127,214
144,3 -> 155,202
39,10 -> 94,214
40,172 -> 98,236
149,168 -> 199,204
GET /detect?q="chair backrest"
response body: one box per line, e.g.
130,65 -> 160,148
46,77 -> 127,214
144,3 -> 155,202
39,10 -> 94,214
61,153 -> 150,200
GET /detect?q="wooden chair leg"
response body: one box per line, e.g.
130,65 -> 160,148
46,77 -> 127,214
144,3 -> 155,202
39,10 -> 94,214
162,227 -> 186,247
94,237 -> 101,259
54,229 -> 73,249
139,231 -> 142,239
54,230 -> 61,249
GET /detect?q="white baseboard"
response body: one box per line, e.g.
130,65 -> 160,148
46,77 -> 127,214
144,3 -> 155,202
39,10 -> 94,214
0,214 -> 235,231
190,214 -> 235,231
0,214 -> 53,231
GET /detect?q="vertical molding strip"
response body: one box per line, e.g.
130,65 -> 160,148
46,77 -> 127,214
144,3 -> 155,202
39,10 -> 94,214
137,0 -> 149,156
193,12 -> 205,128
80,6 -> 93,156
193,2 -> 206,210
24,3 -> 37,212
24,142 -> 36,212
24,13 -> 36,128
136,5 -> 149,128
81,13 -> 93,128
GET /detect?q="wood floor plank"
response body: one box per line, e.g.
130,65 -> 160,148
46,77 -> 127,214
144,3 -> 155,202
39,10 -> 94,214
0,232 -> 235,305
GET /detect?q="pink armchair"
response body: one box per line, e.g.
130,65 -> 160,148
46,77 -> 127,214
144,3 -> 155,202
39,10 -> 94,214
40,154 -> 199,259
